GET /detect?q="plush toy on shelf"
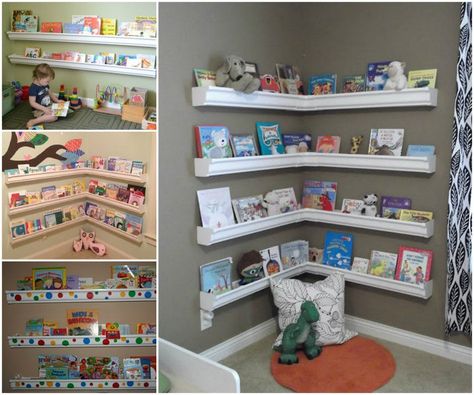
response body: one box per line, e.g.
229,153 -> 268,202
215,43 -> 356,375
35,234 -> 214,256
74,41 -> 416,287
350,135 -> 363,154
262,191 -> 283,216
215,55 -> 261,94
73,229 -> 106,256
237,250 -> 264,285
360,193 -> 379,217
384,61 -> 407,91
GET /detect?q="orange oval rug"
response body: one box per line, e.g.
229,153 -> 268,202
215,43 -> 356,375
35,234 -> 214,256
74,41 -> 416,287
271,336 -> 396,393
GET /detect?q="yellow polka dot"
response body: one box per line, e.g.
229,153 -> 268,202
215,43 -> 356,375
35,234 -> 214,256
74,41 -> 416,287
27,292 -> 32,297
120,291 -> 126,297
46,382 -> 53,387
40,294 -> 44,298
69,292 -> 74,297
121,337 -> 126,342
98,384 -> 103,388
50,340 -> 56,346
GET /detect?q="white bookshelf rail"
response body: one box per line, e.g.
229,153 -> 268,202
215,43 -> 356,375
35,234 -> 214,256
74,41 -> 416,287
8,55 -> 156,78
8,335 -> 156,348
10,378 -> 155,390
195,153 -> 436,177
200,262 -> 433,329
7,31 -> 157,48
192,86 -> 438,111
197,209 -> 434,246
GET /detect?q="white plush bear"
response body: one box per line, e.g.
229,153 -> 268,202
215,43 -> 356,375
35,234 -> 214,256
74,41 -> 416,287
360,193 -> 379,217
262,191 -> 282,216
208,129 -> 229,158
384,61 -> 407,91
285,145 -> 299,154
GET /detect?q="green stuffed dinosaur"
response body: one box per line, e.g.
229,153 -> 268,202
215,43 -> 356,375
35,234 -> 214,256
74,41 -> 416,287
278,300 -> 323,364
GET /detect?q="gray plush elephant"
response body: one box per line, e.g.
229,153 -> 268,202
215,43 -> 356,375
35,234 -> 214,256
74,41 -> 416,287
215,55 -> 261,94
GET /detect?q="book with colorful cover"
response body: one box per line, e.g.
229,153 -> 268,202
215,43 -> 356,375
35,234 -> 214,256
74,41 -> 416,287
395,246 -> 433,284
111,264 -> 138,281
101,18 -> 116,35
260,246 -> 284,277
366,61 -> 391,91
302,180 -> 337,210
88,179 -> 98,194
406,144 -> 436,156
40,22 -> 62,33
194,125 -> 233,159
67,309 -> 99,336
230,134 -> 259,157
316,136 -> 341,153
44,210 -> 64,227
136,323 -> 156,335
82,16 -> 101,35
41,185 -> 57,200
256,122 -> 284,155
275,64 -> 304,95
368,128 -> 404,156
117,188 -> 131,203
11,220 -> 27,238
194,69 -> 217,87
125,214 -> 143,235
351,257 -> 370,274
80,356 -> 119,379
12,10 -> 32,31
342,74 -> 366,93
51,101 -> 70,117
308,73 -> 337,95
322,231 -> 353,269
407,69 -> 437,88
270,188 -> 299,213
107,157 -> 118,171
199,257 -> 232,295
341,198 -> 364,214
369,250 -> 398,279
280,240 -> 309,270
282,133 -> 312,152
63,23 -> 84,34
380,196 -> 412,219
20,15 -> 38,32
137,265 -> 156,288
9,191 -> 27,207
105,209 -> 115,226
25,319 -> 43,336
399,209 -> 433,223
197,187 -> 235,229
131,161 -> 144,175
232,194 -> 267,223
128,192 -> 145,207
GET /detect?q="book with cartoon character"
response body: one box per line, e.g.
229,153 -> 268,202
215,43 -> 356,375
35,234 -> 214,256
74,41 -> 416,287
322,231 -> 353,270
197,187 -> 235,229
395,246 -> 432,285
195,125 -> 233,159
256,122 -> 284,155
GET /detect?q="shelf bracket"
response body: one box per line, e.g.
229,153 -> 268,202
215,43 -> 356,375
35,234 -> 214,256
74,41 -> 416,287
200,309 -> 215,331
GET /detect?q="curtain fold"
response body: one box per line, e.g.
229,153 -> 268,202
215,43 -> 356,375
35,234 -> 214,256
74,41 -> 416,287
445,2 -> 472,336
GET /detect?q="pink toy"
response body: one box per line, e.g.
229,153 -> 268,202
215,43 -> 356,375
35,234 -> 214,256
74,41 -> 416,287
73,229 -> 106,256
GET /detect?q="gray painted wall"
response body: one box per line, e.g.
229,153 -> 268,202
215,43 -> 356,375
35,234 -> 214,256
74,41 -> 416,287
159,2 -> 471,352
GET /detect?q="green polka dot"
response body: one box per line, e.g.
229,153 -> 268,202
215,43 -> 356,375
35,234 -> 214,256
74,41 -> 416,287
39,382 -> 44,386
33,296 -> 39,301
128,290 -> 136,297
62,340 -> 69,346
95,337 -> 100,342
67,383 -> 74,388
12,339 -> 17,343
136,337 -> 143,344
105,382 -> 109,386
114,339 -> 118,343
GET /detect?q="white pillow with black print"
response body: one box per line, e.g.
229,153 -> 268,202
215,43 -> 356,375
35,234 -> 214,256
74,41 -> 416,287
271,273 -> 357,347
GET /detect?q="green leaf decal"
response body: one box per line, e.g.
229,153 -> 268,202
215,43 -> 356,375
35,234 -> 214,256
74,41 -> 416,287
30,134 -> 48,146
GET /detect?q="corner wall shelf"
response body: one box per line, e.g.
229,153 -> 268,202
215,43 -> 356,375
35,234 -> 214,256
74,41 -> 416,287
8,335 -> 156,348
7,31 -> 157,48
8,55 -> 156,78
192,86 -> 438,111
195,153 -> 436,177
197,209 -> 434,246
200,262 -> 432,329
6,288 -> 156,303
10,378 -> 155,390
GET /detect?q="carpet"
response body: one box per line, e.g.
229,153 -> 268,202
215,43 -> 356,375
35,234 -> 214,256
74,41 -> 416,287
3,101 -> 141,130
271,336 -> 396,393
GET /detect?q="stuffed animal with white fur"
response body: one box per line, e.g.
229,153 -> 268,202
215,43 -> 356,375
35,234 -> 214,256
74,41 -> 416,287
360,194 -> 379,217
73,229 -> 107,256
384,61 -> 407,91
215,55 -> 261,94
262,191 -> 282,216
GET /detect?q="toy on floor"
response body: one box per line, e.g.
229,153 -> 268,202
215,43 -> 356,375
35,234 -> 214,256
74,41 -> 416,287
28,125 -> 44,130
215,55 -> 261,93
73,229 -> 107,256
94,84 -> 126,115
11,81 -> 23,105
278,301 -> 322,364
69,87 -> 82,110
360,193 -> 379,217
58,84 -> 66,101
237,250 -> 264,285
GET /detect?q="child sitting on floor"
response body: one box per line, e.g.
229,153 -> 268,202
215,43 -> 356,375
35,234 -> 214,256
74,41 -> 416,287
26,63 -> 64,129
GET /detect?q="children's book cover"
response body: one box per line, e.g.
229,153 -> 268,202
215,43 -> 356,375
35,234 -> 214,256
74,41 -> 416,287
12,9 -> 32,31
123,358 -> 142,379
351,257 -> 370,274
114,212 -> 127,231
256,122 -> 284,155
40,22 -> 62,33
112,265 -> 138,280
230,134 -> 259,157
82,16 -> 101,35
41,185 -> 57,200
368,128 -> 404,156
80,356 -> 119,379
26,319 -> 43,336
366,61 -> 391,91
128,192 -> 145,207
399,209 -> 433,223
105,209 -> 115,225
116,188 -> 131,203
232,194 -> 267,223
10,220 -> 26,238
282,133 -> 312,152
63,23 -> 84,34
194,69 -> 217,87
51,102 -> 70,117
369,250 -> 398,279
280,240 -> 309,270
136,323 -> 156,335
395,246 -> 433,284
271,188 -> 299,213
32,267 -> 66,290
85,202 -> 98,217
342,74 -> 366,93
67,309 -> 99,336
275,64 -> 304,95
44,210 -> 63,227
316,136 -> 341,153
194,125 -> 233,159
380,196 -> 412,219
302,180 -> 337,210
101,18 -> 116,35
127,184 -> 146,197
322,231 -> 353,269
260,246 -> 284,277
24,47 -> 40,58
406,144 -> 436,156
137,265 -> 156,288
200,257 -> 232,295
9,191 -> 27,207
131,161 -> 144,175
341,198 -> 364,214
407,69 -> 437,88
125,213 -> 143,235
308,74 -> 337,95
197,187 -> 235,229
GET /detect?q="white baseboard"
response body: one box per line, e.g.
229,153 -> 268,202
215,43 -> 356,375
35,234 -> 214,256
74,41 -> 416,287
202,316 -> 472,365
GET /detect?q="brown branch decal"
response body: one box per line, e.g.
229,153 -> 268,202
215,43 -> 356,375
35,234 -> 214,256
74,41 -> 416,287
2,132 -> 67,170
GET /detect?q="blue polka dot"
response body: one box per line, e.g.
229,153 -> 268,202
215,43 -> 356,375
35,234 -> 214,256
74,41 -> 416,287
127,381 -> 134,387
45,292 -> 53,299
28,338 -> 35,344
10,293 -> 14,297
126,339 -> 130,343
83,338 -> 90,344
105,296 -> 109,300
81,382 -> 86,387
55,382 -> 60,388
26,384 -> 31,388
145,291 -> 152,298
74,295 -> 78,298
153,338 -> 156,344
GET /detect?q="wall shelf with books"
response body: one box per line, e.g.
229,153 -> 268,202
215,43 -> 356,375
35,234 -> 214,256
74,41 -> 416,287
8,55 -> 156,78
6,288 -> 156,304
7,31 -> 157,48
8,335 -> 156,348
197,209 -> 434,246
10,378 -> 155,390
87,217 -> 143,244
195,153 -> 436,177
192,86 -> 438,112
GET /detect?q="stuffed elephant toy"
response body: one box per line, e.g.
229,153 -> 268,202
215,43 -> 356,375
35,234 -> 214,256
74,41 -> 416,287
215,55 -> 261,94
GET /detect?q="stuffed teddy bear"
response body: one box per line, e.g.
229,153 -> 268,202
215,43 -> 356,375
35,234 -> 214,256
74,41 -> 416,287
360,194 -> 379,217
384,61 -> 407,91
237,250 -> 264,285
73,229 -> 107,256
262,191 -> 282,216
216,55 -> 261,94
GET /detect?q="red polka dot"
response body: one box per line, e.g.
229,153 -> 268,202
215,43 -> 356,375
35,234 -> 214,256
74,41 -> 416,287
38,340 -> 45,346
72,338 -> 76,342
20,340 -> 24,343
103,339 -> 110,345
87,292 -> 94,299
144,382 -> 149,388
108,291 -> 112,295
58,293 -> 63,298
15,295 -> 22,301
112,383 -> 119,388
138,292 -> 142,296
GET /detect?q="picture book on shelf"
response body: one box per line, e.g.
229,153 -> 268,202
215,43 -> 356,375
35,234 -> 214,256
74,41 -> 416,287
194,69 -> 217,87
395,246 -> 432,284
44,210 -> 64,228
82,16 -> 101,35
137,265 -> 156,288
40,22 -> 62,33
123,358 -> 142,380
232,194 -> 267,223
128,192 -> 145,207
302,180 -> 337,210
280,240 -> 309,270
282,133 -> 312,152
194,125 -> 233,159
137,323 -> 156,335
308,74 -> 337,95
407,69 -> 437,88
270,188 -> 299,213
26,319 -> 43,336
111,265 -> 138,280
406,145 -> 436,156
256,122 -> 284,155
230,134 -> 259,157
260,74 -> 280,93
63,23 -> 84,34
67,309 -> 99,336
399,209 -> 433,223
41,185 -> 57,200
197,187 -> 235,229
260,246 -> 284,277
322,231 -> 353,270
116,188 -> 131,203
114,212 -> 127,231
80,356 -> 119,379
366,61 -> 391,91
10,220 -> 26,238
368,128 -> 404,156
125,213 -> 143,235
275,64 -> 304,95
200,257 -> 232,295
342,74 -> 366,93
351,257 -> 370,274
32,267 -> 66,290
101,18 -> 117,35
9,191 -> 27,207
12,9 -> 32,31
131,161 -> 144,176
369,250 -> 398,279
25,47 -> 40,58
380,196 -> 412,219
341,198 -> 364,214
316,136 -> 341,153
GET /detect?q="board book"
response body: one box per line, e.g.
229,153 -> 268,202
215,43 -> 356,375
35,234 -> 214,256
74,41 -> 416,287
230,134 -> 259,157
369,250 -> 398,279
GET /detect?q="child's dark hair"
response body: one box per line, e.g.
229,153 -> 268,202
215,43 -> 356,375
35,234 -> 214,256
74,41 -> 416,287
33,63 -> 55,80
